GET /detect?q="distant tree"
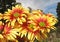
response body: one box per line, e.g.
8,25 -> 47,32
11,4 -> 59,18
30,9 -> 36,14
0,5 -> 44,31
0,0 -> 16,13
56,2 -> 60,38
56,2 -> 60,20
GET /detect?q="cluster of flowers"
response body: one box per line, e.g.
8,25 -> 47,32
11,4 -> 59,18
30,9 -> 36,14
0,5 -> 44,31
0,4 -> 58,42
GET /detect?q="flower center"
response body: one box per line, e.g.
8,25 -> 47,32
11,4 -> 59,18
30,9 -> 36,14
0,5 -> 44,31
30,24 -> 34,28
29,24 -> 34,29
39,22 -> 45,27
14,13 -> 19,17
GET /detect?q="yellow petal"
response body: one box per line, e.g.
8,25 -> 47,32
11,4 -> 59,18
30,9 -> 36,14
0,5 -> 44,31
10,33 -> 16,38
47,29 -> 50,33
31,33 -> 34,40
35,33 -> 41,41
0,34 -> 3,38
6,35 -> 12,40
8,9 -> 11,12
28,32 -> 32,40
42,33 -> 48,39
41,29 -> 44,33
17,18 -> 23,24
11,31 -> 19,36
21,17 -> 26,22
21,33 -> 24,38
9,35 -> 15,40
11,19 -> 16,27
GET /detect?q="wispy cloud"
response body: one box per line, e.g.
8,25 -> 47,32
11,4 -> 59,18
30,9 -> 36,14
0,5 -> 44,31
16,0 -> 60,16
16,0 -> 60,9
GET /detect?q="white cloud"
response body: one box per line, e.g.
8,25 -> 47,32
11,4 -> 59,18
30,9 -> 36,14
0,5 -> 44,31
16,0 -> 60,10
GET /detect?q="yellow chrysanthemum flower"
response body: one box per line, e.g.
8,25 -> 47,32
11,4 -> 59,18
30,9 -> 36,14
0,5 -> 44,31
25,12 -> 58,41
46,13 -> 58,29
4,5 -> 29,27
29,12 -> 57,31
0,21 -> 19,41
32,10 -> 43,15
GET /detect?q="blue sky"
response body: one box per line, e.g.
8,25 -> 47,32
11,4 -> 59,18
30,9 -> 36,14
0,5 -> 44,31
16,0 -> 60,16
43,3 -> 57,16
